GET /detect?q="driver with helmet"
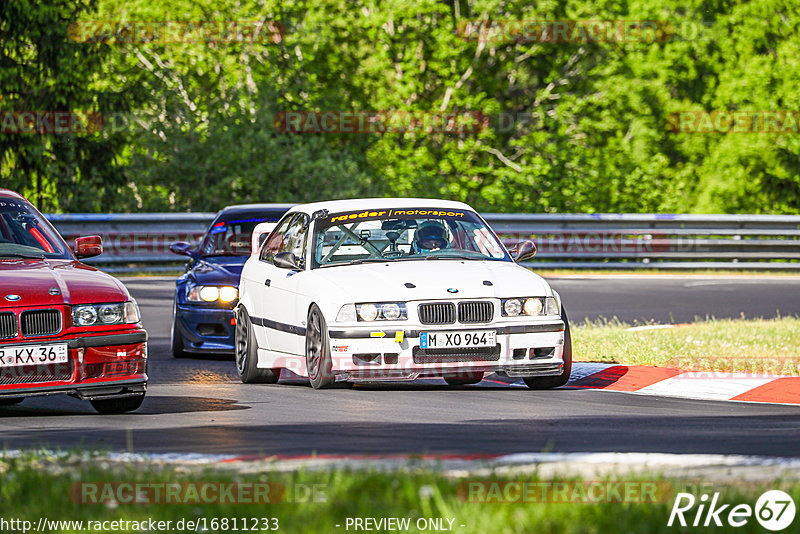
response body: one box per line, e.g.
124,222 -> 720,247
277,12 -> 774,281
413,221 -> 449,253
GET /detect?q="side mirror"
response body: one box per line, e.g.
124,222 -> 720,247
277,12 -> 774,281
169,242 -> 194,257
274,251 -> 301,270
512,240 -> 537,262
74,235 -> 103,259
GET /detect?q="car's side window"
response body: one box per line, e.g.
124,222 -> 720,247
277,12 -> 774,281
278,214 -> 309,267
260,214 -> 296,263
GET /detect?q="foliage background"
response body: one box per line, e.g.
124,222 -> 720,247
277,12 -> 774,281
2,0 -> 799,214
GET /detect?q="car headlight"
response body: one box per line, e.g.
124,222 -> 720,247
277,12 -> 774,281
98,303 -> 123,324
545,296 -> 559,315
335,304 -> 356,322
72,301 -> 140,326
503,298 -> 522,317
187,285 -> 238,303
523,297 -> 543,315
358,303 -> 378,321
219,286 -> 238,302
72,305 -> 98,326
124,300 -> 141,323
502,297 -> 559,317
351,302 -> 408,322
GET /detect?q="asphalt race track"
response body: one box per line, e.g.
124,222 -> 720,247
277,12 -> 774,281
2,276 -> 800,457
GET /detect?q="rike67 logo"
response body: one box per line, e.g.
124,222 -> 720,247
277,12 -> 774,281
668,490 -> 796,531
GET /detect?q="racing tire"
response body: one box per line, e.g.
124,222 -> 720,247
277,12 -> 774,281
0,397 -> 24,406
235,309 -> 280,384
170,301 -> 188,359
90,393 -> 145,414
306,304 -> 335,389
523,307 -> 572,390
444,372 -> 484,386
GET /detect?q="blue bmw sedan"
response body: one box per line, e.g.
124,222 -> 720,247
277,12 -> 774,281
169,204 -> 292,357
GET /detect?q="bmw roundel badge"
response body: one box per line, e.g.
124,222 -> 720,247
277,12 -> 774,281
446,288 -> 458,294
4,294 -> 21,301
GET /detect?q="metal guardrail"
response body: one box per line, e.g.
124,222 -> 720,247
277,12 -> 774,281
46,212 -> 800,271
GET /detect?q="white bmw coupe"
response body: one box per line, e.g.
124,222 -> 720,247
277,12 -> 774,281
235,198 -> 571,389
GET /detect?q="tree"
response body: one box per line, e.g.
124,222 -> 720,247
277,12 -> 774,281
0,0 -> 143,211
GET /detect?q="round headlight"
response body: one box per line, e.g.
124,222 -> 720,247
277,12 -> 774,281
504,298 -> 522,316
358,303 -> 378,321
523,298 -> 543,316
382,303 -> 402,320
219,286 -> 238,302
98,304 -> 123,324
73,306 -> 98,326
199,286 -> 219,302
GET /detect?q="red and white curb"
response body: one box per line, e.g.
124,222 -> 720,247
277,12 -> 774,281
565,363 -> 800,406
4,450 -> 800,478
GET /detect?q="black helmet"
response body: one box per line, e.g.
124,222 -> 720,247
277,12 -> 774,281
414,221 -> 448,252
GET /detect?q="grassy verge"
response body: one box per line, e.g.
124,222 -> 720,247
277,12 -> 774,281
574,316 -> 800,375
1,455 -> 797,533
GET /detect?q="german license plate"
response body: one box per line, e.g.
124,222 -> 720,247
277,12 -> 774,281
420,330 -> 496,349
0,343 -> 68,368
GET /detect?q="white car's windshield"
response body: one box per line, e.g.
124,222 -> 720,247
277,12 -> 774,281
312,207 -> 509,268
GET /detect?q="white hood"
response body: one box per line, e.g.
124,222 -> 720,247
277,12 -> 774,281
311,260 -> 551,303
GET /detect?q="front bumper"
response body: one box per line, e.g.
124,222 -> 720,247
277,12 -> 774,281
175,304 -> 235,353
326,321 -> 566,381
0,330 -> 148,398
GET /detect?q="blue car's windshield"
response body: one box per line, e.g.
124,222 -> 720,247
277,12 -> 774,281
312,208 -> 510,268
200,215 -> 282,257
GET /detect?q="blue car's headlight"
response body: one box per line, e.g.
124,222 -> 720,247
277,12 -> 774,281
188,285 -> 238,303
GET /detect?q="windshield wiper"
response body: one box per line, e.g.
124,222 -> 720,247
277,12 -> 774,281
318,258 -> 390,268
425,254 -> 477,260
0,253 -> 45,260
348,258 -> 390,265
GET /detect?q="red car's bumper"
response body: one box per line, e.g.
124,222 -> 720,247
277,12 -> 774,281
0,330 -> 148,400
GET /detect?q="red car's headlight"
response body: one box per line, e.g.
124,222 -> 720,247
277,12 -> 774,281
72,300 -> 140,326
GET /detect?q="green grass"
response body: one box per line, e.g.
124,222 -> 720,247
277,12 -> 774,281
574,316 -> 800,375
1,455 -> 797,533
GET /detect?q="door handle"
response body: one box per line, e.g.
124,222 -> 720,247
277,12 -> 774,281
265,279 -> 271,286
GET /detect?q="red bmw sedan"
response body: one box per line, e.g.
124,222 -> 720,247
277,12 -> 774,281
0,189 -> 147,413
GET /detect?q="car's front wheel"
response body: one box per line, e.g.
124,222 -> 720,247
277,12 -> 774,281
170,301 -> 187,359
523,307 -> 572,390
306,304 -> 335,389
235,309 -> 280,384
90,393 -> 145,414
